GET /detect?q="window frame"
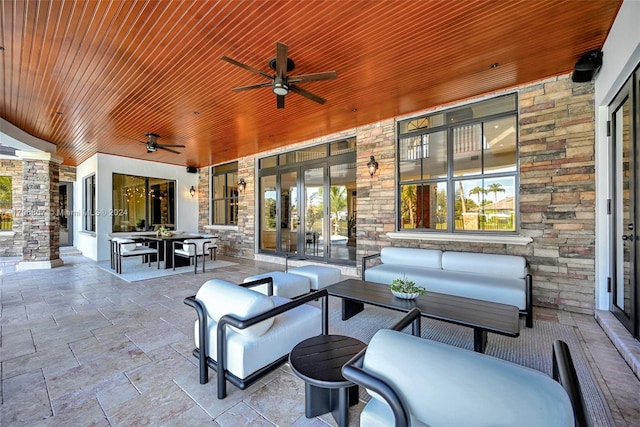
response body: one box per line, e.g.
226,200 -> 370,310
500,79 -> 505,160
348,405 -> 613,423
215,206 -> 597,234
210,162 -> 239,226
83,173 -> 96,232
396,94 -> 519,234
0,175 -> 13,230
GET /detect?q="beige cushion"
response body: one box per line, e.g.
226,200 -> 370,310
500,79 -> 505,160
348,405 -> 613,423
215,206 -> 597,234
181,238 -> 209,255
194,293 -> 322,380
196,279 -> 275,337
112,237 -> 137,253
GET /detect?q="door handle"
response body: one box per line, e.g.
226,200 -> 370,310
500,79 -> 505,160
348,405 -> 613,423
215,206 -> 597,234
622,234 -> 635,241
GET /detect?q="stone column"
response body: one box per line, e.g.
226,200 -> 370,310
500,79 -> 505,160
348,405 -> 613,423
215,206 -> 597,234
16,151 -> 64,270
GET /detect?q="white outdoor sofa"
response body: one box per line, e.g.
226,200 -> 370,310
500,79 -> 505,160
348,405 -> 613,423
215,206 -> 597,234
342,308 -> 589,427
183,277 -> 328,399
362,247 -> 533,327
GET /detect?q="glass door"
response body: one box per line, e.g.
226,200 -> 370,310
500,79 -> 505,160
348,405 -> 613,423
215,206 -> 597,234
303,166 -> 325,258
280,171 -> 298,254
59,182 -> 72,246
329,162 -> 357,262
610,77 -> 638,337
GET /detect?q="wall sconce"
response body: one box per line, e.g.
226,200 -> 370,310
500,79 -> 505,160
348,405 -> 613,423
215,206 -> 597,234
367,155 -> 379,177
238,178 -> 246,192
189,186 -> 196,198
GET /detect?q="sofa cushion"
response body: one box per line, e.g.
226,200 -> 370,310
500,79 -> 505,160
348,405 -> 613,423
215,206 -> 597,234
365,265 -> 525,309
442,251 -> 527,279
380,247 -> 442,269
195,295 -> 321,379
362,329 -> 574,427
196,279 -> 274,337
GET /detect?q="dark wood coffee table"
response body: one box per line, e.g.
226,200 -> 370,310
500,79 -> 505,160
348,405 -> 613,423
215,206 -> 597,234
289,334 -> 366,427
326,278 -> 520,353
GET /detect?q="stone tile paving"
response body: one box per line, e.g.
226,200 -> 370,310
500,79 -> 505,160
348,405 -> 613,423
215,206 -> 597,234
1,255 -> 638,426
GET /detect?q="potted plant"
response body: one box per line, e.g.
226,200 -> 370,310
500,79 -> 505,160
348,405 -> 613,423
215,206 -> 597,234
135,219 -> 145,231
390,276 -> 426,300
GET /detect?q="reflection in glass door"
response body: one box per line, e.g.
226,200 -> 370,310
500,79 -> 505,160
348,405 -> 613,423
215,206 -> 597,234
329,162 -> 357,262
610,77 -> 638,337
280,171 -> 298,253
303,167 -> 325,258
59,182 -> 72,246
260,175 -> 277,251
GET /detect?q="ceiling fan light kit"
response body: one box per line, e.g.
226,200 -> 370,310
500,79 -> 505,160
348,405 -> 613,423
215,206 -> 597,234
221,41 -> 336,108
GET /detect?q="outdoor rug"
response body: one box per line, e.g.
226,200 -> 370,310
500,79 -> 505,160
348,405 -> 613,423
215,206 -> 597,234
97,258 -> 238,282
323,297 -> 614,427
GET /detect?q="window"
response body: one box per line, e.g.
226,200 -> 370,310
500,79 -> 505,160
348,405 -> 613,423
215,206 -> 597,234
211,162 -> 238,225
0,176 -> 12,230
397,94 -> 518,233
83,174 -> 96,232
111,174 -> 176,232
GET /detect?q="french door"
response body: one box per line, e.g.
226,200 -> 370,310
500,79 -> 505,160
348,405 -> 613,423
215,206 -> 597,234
259,155 -> 356,264
610,70 -> 639,338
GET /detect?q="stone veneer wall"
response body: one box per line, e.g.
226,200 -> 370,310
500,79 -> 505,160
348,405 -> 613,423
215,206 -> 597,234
197,73 -> 596,314
0,159 -> 23,257
21,158 -> 60,262
356,74 -> 596,315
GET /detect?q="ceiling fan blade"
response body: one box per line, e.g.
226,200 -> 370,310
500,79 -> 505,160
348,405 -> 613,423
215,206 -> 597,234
288,71 -> 337,83
277,95 -> 285,109
289,85 -> 326,104
221,55 -> 272,80
157,146 -> 181,154
232,82 -> 273,92
276,42 -> 288,78
118,134 -> 147,144
158,144 -> 186,148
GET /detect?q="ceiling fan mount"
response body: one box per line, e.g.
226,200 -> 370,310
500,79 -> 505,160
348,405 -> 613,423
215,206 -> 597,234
221,41 -> 337,109
119,133 -> 185,155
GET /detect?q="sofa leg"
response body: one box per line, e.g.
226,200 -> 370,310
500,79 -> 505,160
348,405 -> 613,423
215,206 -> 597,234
526,310 -> 533,328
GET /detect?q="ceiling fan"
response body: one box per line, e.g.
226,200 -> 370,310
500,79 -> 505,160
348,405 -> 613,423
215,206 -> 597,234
119,133 -> 185,154
221,41 -> 337,108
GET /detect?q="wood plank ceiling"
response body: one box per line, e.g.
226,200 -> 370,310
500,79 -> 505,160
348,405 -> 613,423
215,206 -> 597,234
0,0 -> 622,167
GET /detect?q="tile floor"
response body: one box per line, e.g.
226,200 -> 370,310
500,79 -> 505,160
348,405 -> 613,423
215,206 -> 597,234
1,254 -> 639,426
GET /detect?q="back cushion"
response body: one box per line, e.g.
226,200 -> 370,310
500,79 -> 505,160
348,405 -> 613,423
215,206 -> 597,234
113,237 -> 137,252
196,279 -> 275,337
380,247 -> 442,269
442,251 -> 527,278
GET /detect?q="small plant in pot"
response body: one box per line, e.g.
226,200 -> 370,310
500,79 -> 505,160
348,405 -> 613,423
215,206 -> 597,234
390,276 -> 426,300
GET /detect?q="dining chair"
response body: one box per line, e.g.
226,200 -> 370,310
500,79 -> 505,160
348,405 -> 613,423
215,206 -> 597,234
173,239 -> 212,273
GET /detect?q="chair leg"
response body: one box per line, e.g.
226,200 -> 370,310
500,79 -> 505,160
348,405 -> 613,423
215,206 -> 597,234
202,255 -> 205,273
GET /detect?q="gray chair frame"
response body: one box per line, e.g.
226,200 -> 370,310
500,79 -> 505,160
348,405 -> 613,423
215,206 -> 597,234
183,277 -> 329,399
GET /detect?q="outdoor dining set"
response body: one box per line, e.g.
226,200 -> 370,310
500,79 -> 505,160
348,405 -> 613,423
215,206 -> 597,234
109,232 -> 218,274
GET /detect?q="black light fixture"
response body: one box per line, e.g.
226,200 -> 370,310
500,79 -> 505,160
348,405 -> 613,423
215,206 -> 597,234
367,155 -> 379,177
189,186 -> 196,198
238,178 -> 246,192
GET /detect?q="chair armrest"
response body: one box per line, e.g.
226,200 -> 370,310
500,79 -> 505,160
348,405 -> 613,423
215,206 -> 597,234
341,307 -> 422,427
183,295 -> 209,384
240,276 -> 274,296
361,253 -> 381,279
552,340 -> 591,427
342,347 -> 409,427
216,289 -> 329,390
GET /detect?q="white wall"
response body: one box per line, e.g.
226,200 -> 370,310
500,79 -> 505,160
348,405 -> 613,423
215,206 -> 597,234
74,154 -> 98,260
593,0 -> 640,310
74,153 -> 200,261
